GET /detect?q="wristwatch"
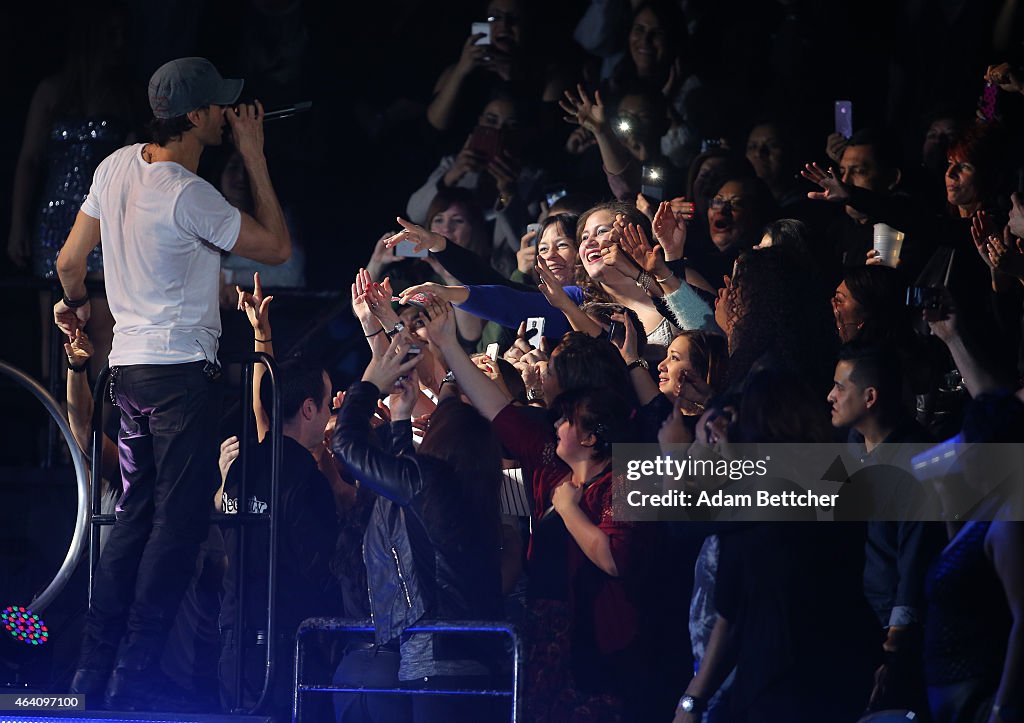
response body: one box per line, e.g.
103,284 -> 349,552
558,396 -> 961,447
626,358 -> 649,372
526,387 -> 544,403
677,694 -> 706,715
439,370 -> 456,388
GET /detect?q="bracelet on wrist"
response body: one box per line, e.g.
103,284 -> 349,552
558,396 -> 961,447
655,272 -> 676,284
62,293 -> 89,309
255,337 -> 272,343
365,327 -> 385,338
67,359 -> 88,373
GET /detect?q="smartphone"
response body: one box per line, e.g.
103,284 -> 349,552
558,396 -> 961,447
526,222 -> 542,246
525,316 -> 546,349
467,125 -> 501,162
607,319 -> 625,346
834,100 -> 853,139
471,21 -> 491,46
641,165 -> 665,202
545,188 -> 567,208
978,82 -> 999,123
394,239 -> 428,258
485,342 -> 500,361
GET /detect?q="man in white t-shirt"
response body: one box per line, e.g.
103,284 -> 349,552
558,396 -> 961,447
53,57 -> 291,710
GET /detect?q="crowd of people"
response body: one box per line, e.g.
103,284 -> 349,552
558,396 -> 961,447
17,0 -> 1024,721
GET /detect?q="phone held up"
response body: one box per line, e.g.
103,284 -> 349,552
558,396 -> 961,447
526,223 -> 542,246
471,21 -> 491,46
525,316 -> 546,350
641,165 -> 665,203
834,100 -> 853,140
394,239 -> 428,258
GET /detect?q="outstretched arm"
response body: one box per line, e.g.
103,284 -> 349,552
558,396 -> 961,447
237,272 -> 274,442
421,296 -> 512,421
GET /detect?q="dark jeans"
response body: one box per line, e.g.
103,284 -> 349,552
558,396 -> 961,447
79,361 -> 222,674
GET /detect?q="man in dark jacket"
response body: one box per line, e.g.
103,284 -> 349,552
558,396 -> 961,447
219,359 -> 344,717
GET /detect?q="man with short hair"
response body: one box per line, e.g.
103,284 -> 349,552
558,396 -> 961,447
828,342 -> 945,713
218,358 -> 344,718
804,129 -> 930,280
54,57 -> 291,709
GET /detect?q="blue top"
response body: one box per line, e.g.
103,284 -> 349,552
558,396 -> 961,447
457,285 -> 586,338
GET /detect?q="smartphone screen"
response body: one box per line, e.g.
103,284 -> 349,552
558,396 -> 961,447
545,188 -> 567,208
467,125 -> 501,161
471,21 -> 491,45
641,165 -> 665,202
394,240 -> 428,258
834,100 -> 853,139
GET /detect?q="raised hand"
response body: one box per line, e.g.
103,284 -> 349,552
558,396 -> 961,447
362,334 -> 423,393
609,311 -> 638,364
622,222 -> 666,275
801,162 -> 850,203
454,32 -> 490,78
389,369 -> 421,421
559,84 -> 607,135
652,199 -> 691,261
64,328 -> 94,366
598,239 -> 642,281
971,210 -> 1000,271
503,321 -> 540,365
385,217 -> 446,254
356,268 -> 401,329
218,435 -> 240,483
487,152 -> 520,199
237,271 -> 273,339
535,255 -> 575,310
516,228 -> 538,275
366,231 -> 400,280
985,63 -> 1024,94
987,226 -> 1024,280
419,294 -> 459,351
443,137 -> 487,187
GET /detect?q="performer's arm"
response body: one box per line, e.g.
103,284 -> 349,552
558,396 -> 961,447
54,211 -> 101,337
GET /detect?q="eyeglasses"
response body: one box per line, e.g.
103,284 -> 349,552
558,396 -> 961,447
710,196 -> 746,211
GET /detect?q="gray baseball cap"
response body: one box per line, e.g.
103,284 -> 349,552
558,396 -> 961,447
148,57 -> 243,119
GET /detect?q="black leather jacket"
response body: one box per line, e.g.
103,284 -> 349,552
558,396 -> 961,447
333,381 -> 501,647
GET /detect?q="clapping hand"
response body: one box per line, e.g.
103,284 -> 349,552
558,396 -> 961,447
652,199 -> 691,261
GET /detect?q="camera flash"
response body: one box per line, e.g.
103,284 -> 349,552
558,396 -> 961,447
617,119 -> 631,133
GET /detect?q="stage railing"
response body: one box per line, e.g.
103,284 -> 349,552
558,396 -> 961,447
291,617 -> 524,723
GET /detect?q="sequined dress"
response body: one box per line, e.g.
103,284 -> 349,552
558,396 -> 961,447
32,118 -> 126,278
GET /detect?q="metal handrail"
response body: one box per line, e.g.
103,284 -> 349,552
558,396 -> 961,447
292,617 -> 523,723
85,355 -> 283,717
0,361 -> 90,613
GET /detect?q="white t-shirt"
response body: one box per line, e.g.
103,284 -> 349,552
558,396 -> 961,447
80,144 -> 241,365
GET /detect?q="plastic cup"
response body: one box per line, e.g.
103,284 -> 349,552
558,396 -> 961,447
873,223 -> 905,268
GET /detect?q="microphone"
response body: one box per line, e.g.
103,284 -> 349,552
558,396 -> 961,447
263,101 -> 313,122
